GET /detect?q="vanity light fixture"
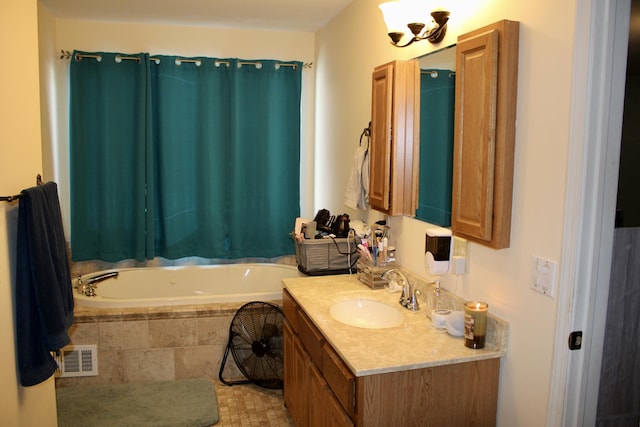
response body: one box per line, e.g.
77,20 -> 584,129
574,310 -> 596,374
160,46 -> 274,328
379,0 -> 450,47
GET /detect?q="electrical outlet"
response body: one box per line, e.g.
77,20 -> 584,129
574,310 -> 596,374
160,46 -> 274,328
452,236 -> 467,257
451,236 -> 468,274
530,256 -> 557,297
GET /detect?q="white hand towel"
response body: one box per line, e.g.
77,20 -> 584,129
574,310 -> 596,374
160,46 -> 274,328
344,144 -> 370,210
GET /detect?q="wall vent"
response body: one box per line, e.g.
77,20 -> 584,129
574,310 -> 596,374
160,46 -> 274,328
52,344 -> 98,377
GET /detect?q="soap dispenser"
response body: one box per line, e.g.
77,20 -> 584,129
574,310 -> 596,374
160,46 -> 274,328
425,227 -> 452,275
429,280 -> 452,331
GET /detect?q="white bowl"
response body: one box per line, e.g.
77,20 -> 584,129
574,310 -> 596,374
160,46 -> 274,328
445,311 -> 465,337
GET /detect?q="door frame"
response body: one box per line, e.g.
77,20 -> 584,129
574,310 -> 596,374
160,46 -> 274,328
547,0 -> 631,425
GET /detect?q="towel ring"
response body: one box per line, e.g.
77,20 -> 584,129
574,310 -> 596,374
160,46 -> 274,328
359,122 -> 371,148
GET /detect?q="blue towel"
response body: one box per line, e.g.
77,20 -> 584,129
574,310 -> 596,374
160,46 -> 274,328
15,182 -> 74,386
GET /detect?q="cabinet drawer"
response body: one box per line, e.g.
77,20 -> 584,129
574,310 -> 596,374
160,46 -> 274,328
298,309 -> 324,369
323,343 -> 355,418
282,289 -> 299,332
325,389 -> 354,427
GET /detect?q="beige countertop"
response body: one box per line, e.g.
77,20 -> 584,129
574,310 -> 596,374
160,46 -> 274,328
283,274 -> 508,377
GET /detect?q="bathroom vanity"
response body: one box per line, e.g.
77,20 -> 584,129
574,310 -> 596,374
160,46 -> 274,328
282,275 -> 507,426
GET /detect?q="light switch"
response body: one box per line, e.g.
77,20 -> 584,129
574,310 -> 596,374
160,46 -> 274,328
530,256 -> 557,297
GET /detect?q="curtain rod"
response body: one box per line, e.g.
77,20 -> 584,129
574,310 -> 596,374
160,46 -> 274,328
420,70 -> 455,78
1,174 -> 44,202
60,50 -> 313,69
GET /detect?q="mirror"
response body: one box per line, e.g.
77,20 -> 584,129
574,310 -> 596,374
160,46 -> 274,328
415,45 -> 456,227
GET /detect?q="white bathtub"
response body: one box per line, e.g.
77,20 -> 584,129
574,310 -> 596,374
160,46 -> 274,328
73,263 -> 302,308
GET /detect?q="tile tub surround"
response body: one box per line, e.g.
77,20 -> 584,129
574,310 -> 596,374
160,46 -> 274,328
56,300 -> 280,387
283,274 -> 508,376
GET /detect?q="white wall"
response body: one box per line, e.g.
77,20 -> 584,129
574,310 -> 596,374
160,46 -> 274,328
314,0 -> 576,425
1,1 -> 58,426
38,14 -> 318,234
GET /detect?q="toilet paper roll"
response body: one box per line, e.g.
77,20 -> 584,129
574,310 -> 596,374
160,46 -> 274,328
431,309 -> 452,330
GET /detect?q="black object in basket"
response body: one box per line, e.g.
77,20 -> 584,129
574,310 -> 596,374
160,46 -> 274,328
292,234 -> 359,275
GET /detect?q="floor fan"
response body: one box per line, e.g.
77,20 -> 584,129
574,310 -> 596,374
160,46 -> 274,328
218,301 -> 284,389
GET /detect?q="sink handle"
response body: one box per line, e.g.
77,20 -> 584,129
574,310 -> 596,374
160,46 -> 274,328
405,286 -> 420,311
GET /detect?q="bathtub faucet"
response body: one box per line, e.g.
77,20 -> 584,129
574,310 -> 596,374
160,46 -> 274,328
76,271 -> 119,297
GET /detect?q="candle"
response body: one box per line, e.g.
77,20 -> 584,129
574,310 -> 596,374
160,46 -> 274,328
464,301 -> 488,349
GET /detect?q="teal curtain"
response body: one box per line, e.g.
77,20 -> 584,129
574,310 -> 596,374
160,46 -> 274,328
70,51 -> 151,261
228,60 -> 302,258
150,56 -> 230,259
70,53 -> 301,261
416,69 -> 455,226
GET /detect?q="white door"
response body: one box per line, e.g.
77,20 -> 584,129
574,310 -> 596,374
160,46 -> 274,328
548,0 -> 631,426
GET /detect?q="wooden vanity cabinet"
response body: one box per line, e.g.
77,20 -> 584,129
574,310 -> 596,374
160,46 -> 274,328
369,60 -> 420,216
451,20 -> 520,249
283,289 -> 501,426
283,290 -> 354,427
283,320 -> 309,426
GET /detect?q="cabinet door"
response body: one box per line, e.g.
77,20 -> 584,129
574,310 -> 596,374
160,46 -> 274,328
451,20 -> 519,249
308,362 -> 327,427
451,29 -> 499,241
369,60 -> 420,216
283,320 -> 295,411
309,361 -> 353,427
325,391 -> 354,427
284,324 -> 310,427
370,63 -> 394,212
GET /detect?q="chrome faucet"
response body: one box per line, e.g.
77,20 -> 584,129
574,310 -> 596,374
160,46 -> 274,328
76,271 -> 119,296
382,268 -> 420,311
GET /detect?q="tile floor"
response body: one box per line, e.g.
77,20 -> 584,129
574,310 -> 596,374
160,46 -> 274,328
213,380 -> 294,426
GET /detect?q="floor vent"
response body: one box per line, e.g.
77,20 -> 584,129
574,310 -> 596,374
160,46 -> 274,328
52,344 -> 98,377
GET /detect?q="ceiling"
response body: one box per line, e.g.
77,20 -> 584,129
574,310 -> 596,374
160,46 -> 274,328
38,0 -> 354,32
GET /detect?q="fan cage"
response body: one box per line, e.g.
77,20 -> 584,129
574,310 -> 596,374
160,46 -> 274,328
218,301 -> 284,389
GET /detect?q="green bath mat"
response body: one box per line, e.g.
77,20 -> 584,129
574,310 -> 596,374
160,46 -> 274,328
56,378 -> 219,427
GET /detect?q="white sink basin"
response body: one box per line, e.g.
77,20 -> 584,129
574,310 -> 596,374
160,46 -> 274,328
330,299 -> 404,329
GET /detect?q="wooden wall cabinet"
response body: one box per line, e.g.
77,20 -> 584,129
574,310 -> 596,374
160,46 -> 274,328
283,290 -> 500,426
369,60 -> 420,216
451,20 -> 520,249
